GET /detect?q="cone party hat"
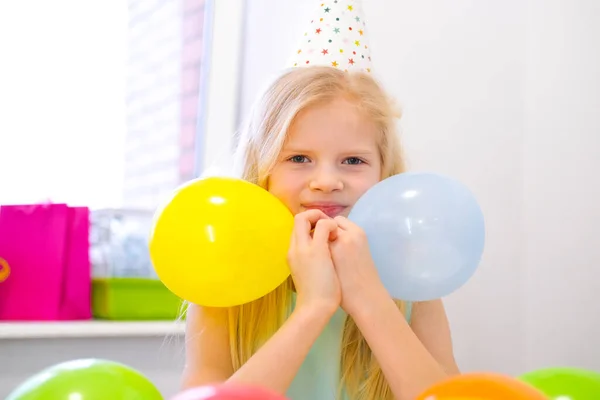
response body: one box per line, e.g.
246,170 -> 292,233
288,0 -> 373,73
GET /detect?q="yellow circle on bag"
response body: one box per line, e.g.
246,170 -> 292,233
0,257 -> 10,283
149,177 -> 294,307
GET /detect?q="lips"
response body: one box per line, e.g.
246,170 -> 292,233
303,204 -> 347,218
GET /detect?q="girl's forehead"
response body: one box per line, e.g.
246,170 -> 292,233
282,128 -> 379,155
285,99 -> 379,147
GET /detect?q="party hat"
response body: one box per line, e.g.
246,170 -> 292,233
288,0 -> 373,73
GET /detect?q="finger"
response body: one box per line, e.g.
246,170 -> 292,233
293,209 -> 331,245
312,219 -> 339,244
333,215 -> 356,231
330,227 -> 341,242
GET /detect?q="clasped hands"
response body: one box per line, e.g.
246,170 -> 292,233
287,209 -> 387,317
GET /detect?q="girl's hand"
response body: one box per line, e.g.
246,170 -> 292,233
329,216 -> 388,316
287,210 -> 341,314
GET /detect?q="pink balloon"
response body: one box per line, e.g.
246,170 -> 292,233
170,385 -> 289,400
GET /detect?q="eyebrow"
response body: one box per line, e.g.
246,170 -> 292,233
341,150 -> 378,156
281,148 -> 378,155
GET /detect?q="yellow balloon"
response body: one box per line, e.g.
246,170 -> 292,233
149,177 -> 294,307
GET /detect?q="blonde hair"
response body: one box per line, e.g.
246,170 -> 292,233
230,66 -> 408,400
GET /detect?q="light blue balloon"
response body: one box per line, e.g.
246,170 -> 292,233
349,172 -> 485,301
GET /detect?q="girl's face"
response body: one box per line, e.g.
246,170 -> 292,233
268,97 -> 382,218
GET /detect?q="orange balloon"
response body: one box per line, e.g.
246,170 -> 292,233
416,373 -> 549,400
0,257 -> 10,283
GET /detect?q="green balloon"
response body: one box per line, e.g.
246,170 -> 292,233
6,358 -> 164,400
519,367 -> 600,399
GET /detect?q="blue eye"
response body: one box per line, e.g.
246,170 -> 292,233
289,155 -> 309,163
344,157 -> 364,165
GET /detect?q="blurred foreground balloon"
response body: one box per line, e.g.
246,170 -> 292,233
519,367 -> 600,399
171,384 -> 288,400
349,172 -> 485,301
149,177 -> 294,307
416,372 -> 549,399
6,359 -> 163,400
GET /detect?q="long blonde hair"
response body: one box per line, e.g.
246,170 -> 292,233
230,66 -> 408,400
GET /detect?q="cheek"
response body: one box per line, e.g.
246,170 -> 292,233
355,181 -> 376,198
349,171 -> 381,200
268,170 -> 304,206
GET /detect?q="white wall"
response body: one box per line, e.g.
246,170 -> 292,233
523,0 -> 600,370
233,0 -> 600,376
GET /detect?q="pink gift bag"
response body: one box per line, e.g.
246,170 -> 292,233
0,203 -> 92,320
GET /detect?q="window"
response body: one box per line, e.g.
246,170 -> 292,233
0,0 -> 233,211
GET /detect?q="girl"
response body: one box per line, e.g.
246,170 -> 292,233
182,66 -> 460,400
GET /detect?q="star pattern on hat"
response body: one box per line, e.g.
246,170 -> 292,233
289,0 -> 373,73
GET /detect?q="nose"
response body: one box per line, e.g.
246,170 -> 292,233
308,166 -> 343,192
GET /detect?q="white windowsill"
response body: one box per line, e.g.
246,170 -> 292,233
0,320 -> 185,339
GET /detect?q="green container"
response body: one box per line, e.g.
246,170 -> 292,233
92,278 -> 185,320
